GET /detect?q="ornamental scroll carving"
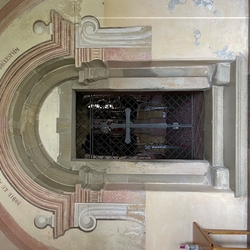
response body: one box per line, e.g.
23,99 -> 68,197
75,16 -> 152,48
2,9 -> 149,238
35,203 -> 145,232
78,59 -> 109,84
74,203 -> 145,232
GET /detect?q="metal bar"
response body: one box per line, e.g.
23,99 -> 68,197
145,144 -> 179,150
191,93 -> 194,159
96,107 -> 193,144
90,95 -> 94,158
125,108 -> 131,144
107,122 -> 193,129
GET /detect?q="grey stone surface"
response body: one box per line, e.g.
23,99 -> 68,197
76,16 -> 151,48
74,203 -> 145,232
214,63 -> 231,86
8,56 -> 248,196
210,166 -> 230,189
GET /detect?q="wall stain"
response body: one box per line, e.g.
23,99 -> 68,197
192,0 -> 214,10
213,9 -> 218,15
168,0 -> 215,12
194,30 -> 201,46
214,46 -> 234,59
167,0 -> 187,11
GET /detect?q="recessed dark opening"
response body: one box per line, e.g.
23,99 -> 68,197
75,91 -> 204,160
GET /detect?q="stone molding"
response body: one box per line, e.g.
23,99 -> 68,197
78,59 -> 109,84
75,16 -> 152,48
79,167 -> 106,191
210,166 -> 230,189
34,202 -> 145,233
74,203 -> 145,232
0,8 -> 247,243
33,20 -> 52,35
213,62 -> 231,86
34,215 -> 55,229
75,48 -> 104,67
74,184 -> 103,203
0,10 -> 75,238
74,15 -> 152,68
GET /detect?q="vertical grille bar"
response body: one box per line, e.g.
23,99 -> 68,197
191,93 -> 194,159
90,95 -> 94,159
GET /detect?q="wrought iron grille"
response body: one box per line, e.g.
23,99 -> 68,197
76,92 -> 204,160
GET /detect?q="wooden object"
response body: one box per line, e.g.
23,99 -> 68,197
193,222 -> 250,250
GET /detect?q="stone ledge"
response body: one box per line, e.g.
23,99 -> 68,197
210,166 -> 230,189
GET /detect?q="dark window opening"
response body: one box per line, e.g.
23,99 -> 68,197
76,91 -> 204,160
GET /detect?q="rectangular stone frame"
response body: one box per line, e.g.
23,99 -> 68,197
56,57 -> 248,197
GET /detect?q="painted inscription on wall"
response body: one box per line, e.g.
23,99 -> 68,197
0,47 -> 20,70
0,178 -> 21,206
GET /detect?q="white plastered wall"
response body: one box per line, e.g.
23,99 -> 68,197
0,0 -> 248,249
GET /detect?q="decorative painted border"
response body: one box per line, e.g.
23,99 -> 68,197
0,10 -> 149,238
75,16 -> 151,48
1,5 -> 247,243
0,0 -> 43,35
0,10 -> 75,238
0,203 -> 54,250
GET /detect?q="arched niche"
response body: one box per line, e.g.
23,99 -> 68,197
0,8 -> 247,239
9,57 -> 79,192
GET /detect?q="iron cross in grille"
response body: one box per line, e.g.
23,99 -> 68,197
75,92 -> 204,160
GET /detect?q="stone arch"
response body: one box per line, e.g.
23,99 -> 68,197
0,10 -> 76,237
9,57 -> 79,192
